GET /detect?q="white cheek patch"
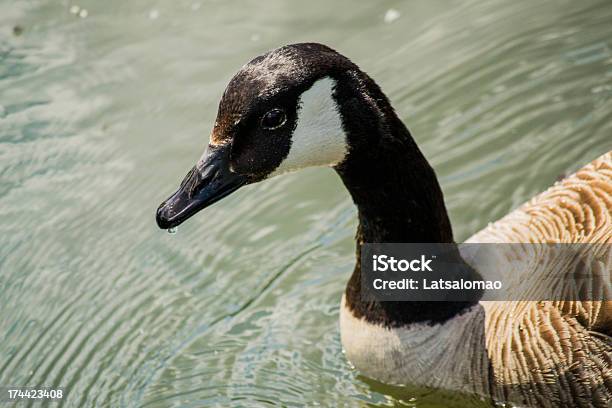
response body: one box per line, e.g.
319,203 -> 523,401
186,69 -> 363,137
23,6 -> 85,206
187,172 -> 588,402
270,77 -> 347,176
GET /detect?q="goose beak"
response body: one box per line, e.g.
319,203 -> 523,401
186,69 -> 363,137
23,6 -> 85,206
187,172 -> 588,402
156,145 -> 247,229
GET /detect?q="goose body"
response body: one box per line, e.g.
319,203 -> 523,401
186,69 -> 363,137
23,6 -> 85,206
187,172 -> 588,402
156,43 -> 612,407
342,152 -> 612,406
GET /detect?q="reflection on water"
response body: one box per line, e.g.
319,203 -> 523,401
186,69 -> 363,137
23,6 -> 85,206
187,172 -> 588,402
1,0 -> 611,406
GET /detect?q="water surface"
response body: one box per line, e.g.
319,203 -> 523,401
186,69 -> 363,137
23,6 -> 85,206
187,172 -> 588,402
1,0 -> 611,406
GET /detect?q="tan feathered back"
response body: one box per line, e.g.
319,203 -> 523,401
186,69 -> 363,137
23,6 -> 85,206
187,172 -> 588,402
467,152 -> 612,407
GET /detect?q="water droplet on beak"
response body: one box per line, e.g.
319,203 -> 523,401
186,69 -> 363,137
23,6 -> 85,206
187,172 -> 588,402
167,227 -> 178,235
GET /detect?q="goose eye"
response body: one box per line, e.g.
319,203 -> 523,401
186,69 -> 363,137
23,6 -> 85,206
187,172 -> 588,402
261,109 -> 286,130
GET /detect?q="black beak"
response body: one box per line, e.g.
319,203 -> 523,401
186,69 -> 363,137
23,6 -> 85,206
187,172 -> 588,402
156,145 -> 247,229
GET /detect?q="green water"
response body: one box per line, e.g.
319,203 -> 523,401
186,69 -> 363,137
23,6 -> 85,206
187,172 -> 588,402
1,0 -> 611,406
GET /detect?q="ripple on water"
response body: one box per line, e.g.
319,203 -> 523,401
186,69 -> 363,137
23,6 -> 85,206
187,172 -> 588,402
1,0 -> 611,407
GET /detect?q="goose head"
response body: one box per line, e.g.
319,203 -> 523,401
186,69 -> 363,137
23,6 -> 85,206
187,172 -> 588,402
156,43 -> 392,229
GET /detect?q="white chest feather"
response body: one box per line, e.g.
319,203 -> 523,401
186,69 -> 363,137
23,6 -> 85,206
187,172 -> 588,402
339,296 -> 492,395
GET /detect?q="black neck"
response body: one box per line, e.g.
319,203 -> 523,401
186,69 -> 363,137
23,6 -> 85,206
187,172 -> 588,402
333,70 -> 480,326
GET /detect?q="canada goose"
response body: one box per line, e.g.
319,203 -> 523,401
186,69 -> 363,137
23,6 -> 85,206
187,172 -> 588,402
156,43 -> 611,407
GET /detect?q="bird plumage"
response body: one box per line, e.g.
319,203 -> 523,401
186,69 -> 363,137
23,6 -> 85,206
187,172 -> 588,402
156,43 -> 611,407
469,152 -> 612,407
